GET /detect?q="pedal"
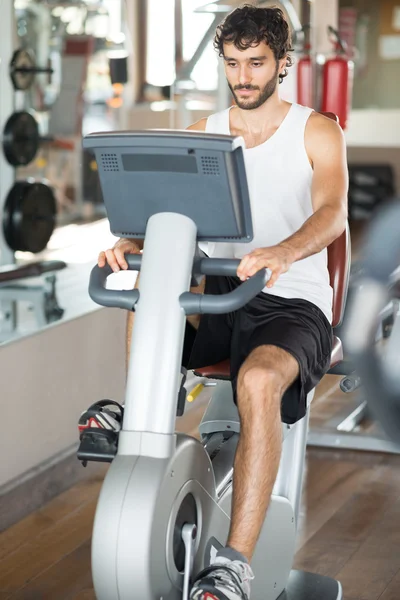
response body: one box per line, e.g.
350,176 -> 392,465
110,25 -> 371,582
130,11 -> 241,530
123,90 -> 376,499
77,399 -> 123,466
182,523 -> 197,600
77,428 -> 119,465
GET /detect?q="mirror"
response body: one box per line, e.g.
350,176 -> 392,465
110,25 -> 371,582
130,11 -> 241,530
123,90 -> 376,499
0,0 -> 128,344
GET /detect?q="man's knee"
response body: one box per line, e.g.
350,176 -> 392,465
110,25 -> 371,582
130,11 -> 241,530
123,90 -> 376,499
237,346 -> 298,409
239,363 -> 281,395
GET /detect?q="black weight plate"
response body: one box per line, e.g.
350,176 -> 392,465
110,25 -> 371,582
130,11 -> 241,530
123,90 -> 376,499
2,181 -> 26,251
2,111 -> 40,167
10,48 -> 36,90
3,181 -> 57,253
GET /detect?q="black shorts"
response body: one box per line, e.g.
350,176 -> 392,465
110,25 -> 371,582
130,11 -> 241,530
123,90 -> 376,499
183,275 -> 333,425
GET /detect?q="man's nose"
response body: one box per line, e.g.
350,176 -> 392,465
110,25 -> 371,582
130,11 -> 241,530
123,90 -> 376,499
237,65 -> 252,86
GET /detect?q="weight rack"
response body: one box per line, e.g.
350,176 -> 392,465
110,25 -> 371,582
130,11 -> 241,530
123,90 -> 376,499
0,3 -> 65,341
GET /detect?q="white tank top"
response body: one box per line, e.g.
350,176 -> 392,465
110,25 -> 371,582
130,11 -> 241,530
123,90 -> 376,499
205,103 -> 333,323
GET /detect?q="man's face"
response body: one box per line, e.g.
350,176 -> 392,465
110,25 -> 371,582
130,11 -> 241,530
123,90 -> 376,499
223,40 -> 284,110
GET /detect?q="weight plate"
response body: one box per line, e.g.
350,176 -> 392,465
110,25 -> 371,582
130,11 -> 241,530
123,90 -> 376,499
3,182 -> 27,252
3,181 -> 57,253
2,111 -> 40,167
10,48 -> 36,91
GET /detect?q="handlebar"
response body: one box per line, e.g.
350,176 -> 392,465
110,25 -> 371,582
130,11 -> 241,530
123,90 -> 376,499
88,254 -> 141,310
88,254 -> 268,314
180,258 -> 268,314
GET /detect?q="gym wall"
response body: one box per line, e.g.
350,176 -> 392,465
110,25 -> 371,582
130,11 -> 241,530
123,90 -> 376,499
0,307 -> 126,529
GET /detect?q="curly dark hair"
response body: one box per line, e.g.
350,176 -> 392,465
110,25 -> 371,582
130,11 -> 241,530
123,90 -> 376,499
214,4 -> 294,83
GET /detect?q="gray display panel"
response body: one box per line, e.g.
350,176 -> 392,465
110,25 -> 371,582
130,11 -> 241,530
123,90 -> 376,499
83,130 -> 253,242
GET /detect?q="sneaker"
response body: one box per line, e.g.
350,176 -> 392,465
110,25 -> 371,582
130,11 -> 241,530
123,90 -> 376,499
78,399 -> 123,435
190,553 -> 254,600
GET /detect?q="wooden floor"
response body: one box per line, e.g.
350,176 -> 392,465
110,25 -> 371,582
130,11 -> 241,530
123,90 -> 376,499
2,373 -> 400,600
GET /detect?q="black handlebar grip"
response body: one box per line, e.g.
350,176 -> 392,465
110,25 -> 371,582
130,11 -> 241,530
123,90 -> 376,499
180,260 -> 268,315
88,255 -> 142,310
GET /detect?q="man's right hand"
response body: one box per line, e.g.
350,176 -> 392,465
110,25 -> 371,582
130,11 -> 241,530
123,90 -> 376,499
98,238 -> 143,272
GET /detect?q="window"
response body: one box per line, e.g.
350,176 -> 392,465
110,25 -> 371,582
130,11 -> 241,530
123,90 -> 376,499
146,0 -> 218,90
146,0 -> 175,86
182,1 -> 218,90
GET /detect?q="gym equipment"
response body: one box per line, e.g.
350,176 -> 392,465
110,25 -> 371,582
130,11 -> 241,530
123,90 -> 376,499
348,164 -> 395,221
345,200 -> 400,444
3,181 -> 57,253
0,260 -> 66,336
2,111 -> 40,167
9,48 -> 54,91
308,260 -> 400,455
79,130 -> 346,599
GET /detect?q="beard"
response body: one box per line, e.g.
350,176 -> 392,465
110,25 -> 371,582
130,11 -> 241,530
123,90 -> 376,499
228,62 -> 279,110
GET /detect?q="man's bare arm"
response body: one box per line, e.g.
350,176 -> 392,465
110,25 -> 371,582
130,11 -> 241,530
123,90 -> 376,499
237,113 -> 348,285
279,114 -> 348,261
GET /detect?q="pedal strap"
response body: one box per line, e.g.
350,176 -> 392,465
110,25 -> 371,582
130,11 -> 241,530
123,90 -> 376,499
87,398 -> 124,412
85,399 -> 124,420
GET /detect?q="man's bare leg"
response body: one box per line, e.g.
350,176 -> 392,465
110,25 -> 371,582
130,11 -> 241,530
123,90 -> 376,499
226,345 -> 299,563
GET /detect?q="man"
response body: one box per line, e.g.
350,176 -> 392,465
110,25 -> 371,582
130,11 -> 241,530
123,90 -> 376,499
98,5 -> 348,599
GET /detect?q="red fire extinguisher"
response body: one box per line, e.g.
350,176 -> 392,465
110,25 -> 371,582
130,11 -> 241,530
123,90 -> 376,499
296,43 -> 312,109
321,27 -> 354,130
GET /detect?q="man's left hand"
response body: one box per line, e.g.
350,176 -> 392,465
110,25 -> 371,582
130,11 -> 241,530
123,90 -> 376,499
237,244 -> 296,288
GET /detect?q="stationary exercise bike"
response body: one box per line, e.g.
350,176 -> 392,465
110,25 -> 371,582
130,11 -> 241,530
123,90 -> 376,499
345,200 -> 400,444
78,130 -> 348,600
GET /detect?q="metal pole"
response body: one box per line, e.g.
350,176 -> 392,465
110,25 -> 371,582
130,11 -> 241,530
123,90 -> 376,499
175,0 -> 183,73
0,0 -> 16,267
0,0 -> 17,333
